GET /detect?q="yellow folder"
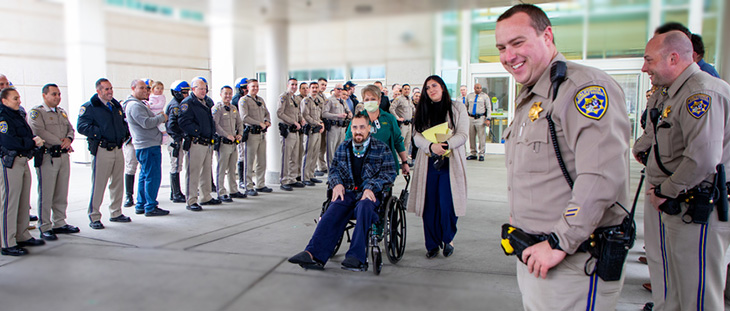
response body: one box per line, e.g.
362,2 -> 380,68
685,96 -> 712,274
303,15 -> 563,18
422,122 -> 453,157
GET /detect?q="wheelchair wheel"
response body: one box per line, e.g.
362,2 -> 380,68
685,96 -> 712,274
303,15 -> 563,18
370,236 -> 383,275
385,196 -> 407,264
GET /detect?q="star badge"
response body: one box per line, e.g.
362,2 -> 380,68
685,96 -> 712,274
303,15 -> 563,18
528,102 -> 543,122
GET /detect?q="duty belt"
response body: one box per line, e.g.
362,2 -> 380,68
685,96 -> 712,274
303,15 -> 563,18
99,140 -> 122,150
469,113 -> 485,119
192,136 -> 214,146
398,119 -> 413,126
327,119 -> 348,127
246,125 -> 264,134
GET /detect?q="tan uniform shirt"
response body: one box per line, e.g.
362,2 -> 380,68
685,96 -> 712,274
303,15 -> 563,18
28,104 -> 75,147
390,96 -> 414,120
503,53 -> 630,254
322,96 -> 350,121
277,92 -> 302,126
294,94 -> 305,108
466,92 -> 491,118
212,102 -> 243,138
302,95 -> 323,126
646,63 -> 730,197
240,94 -> 270,126
632,86 -> 665,159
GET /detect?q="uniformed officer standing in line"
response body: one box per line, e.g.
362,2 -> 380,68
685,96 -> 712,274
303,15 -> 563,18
77,78 -> 133,229
0,87 -> 46,256
323,83 -> 352,167
496,5 -> 630,310
277,78 -> 306,191
164,80 -> 189,203
643,30 -> 730,311
314,78 -> 329,176
179,78 -> 221,211
455,85 -> 467,106
389,83 -> 415,159
294,82 -> 309,182
465,83 -> 491,161
240,79 -> 273,196
28,84 -> 80,241
232,77 -> 248,189
301,81 -> 325,186
212,85 -> 246,202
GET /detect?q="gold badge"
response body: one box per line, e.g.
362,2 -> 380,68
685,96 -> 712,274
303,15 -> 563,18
662,106 -> 671,119
528,102 -> 543,122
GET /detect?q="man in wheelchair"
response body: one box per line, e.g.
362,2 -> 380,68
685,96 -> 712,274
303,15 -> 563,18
288,112 -> 397,271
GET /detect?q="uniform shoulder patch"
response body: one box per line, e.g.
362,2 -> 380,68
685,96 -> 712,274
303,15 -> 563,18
0,121 -> 7,134
211,107 -> 218,115
29,110 -> 39,120
173,107 -> 180,115
181,103 -> 189,112
574,86 -> 608,120
79,106 -> 86,116
686,93 -> 711,119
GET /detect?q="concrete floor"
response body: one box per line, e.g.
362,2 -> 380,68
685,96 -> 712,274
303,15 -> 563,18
0,154 -> 664,310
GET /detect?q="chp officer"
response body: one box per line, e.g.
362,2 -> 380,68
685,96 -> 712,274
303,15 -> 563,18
0,87 -> 46,256
496,4 -> 631,310
239,79 -> 272,196
78,78 -> 133,229
389,83 -> 415,159
232,77 -> 248,189
465,83 -> 491,161
178,77 -> 220,211
322,83 -> 352,167
164,80 -> 190,203
643,31 -> 730,311
277,78 -> 305,191
315,78 -> 329,176
28,84 -> 80,241
301,81 -> 325,186
294,82 -> 308,182
212,85 -> 246,201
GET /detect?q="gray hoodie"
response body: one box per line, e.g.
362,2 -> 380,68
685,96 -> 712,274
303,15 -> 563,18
124,95 -> 166,150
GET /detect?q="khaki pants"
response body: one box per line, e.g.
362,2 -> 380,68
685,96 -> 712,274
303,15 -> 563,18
400,124 -> 412,156
123,142 -> 138,175
297,132 -> 304,178
168,143 -> 186,174
468,117 -> 487,156
215,143 -> 238,196
643,196 -> 666,310
516,252 -> 624,311
326,126 -> 346,167
88,148 -> 124,222
244,133 -> 266,190
661,204 -> 730,311
0,157 -> 32,248
185,143 -> 213,205
302,132 -> 321,181
280,131 -> 300,185
317,128 -> 328,171
35,153 -> 70,232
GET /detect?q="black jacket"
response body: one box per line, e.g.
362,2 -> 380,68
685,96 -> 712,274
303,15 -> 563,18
0,104 -> 35,153
165,96 -> 185,140
77,94 -> 129,148
379,93 -> 390,112
178,95 -> 216,139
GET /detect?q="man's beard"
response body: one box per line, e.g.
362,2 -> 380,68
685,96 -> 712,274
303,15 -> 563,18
353,133 -> 368,143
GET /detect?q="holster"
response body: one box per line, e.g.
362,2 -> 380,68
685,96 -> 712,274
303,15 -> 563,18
323,119 -> 332,131
241,127 -> 250,142
88,140 -> 100,156
213,137 -> 222,151
49,145 -> 63,158
34,147 -> 46,167
182,138 -> 192,151
278,123 -> 289,138
170,141 -> 181,158
583,216 -> 634,282
2,154 -> 15,168
681,188 -> 714,225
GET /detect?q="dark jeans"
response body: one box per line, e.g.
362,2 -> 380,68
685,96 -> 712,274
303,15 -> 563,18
423,157 -> 458,251
135,146 -> 162,213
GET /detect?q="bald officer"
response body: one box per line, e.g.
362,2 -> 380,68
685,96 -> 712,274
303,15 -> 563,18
643,30 -> 730,311
178,77 -> 220,211
322,83 -> 352,167
497,4 -> 630,310
277,78 -> 305,191
28,84 -> 80,240
389,83 -> 415,158
239,79 -> 273,196
212,86 -> 246,201
465,83 -> 491,161
77,78 -> 132,229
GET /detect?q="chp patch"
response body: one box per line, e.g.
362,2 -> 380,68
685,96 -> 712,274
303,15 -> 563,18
212,107 -> 218,115
686,93 -> 711,119
564,207 -> 580,217
29,110 -> 39,120
173,107 -> 180,115
79,106 -> 86,116
0,121 -> 7,134
574,86 -> 608,120
180,103 -> 189,112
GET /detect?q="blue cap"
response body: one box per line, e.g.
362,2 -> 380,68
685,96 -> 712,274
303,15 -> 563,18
235,77 -> 248,89
171,80 -> 190,92
144,79 -> 152,86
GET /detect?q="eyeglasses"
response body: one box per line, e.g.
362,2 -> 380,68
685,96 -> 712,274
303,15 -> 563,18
335,88 -> 344,90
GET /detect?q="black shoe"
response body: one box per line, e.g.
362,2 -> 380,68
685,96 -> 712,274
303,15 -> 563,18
314,170 -> 325,177
303,181 -> 315,186
426,248 -> 439,259
341,256 -> 368,272
145,207 -> 170,217
642,302 -> 654,311
245,189 -> 258,196
200,198 -> 222,205
124,197 -> 135,207
135,209 -> 145,215
310,178 -> 323,183
17,237 -> 45,247
466,155 -> 477,160
296,176 -> 301,182
171,195 -> 186,203
443,243 -> 454,257
288,251 -> 325,270
124,174 -> 135,207
478,155 -> 484,161
256,186 -> 273,193
218,195 -> 233,203
40,230 -> 58,241
109,215 -> 131,223
89,221 -> 105,230
290,182 -> 305,188
52,224 -> 80,234
1,246 -> 28,256
280,184 -> 293,191
29,215 -> 38,221
230,192 -> 247,199
186,203 -> 203,212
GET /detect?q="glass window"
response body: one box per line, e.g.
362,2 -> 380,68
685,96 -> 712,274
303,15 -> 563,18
256,72 -> 267,83
440,69 -> 461,99
290,70 -> 309,82
351,67 -> 369,80
311,70 -> 328,81
474,76 -> 511,143
329,69 -> 345,81
610,73 -> 641,140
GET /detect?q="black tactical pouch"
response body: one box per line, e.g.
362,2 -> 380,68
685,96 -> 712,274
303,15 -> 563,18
585,217 -> 634,282
659,198 -> 683,215
682,188 -> 714,224
241,127 -> 250,142
49,145 -> 62,158
34,147 -> 46,167
324,120 -> 332,131
182,138 -> 192,151
2,154 -> 14,168
213,137 -> 221,151
278,123 -> 289,138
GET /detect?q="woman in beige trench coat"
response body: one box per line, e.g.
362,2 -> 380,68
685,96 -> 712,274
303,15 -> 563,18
407,75 -> 469,259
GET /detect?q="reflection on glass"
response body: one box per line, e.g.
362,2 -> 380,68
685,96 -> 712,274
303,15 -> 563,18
610,74 -> 641,141
474,76 -> 510,143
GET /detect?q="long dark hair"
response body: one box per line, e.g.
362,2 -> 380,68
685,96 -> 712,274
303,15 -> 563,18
414,75 -> 454,133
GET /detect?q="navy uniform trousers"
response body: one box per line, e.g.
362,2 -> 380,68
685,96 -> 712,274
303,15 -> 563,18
305,191 -> 379,264
423,157 -> 458,251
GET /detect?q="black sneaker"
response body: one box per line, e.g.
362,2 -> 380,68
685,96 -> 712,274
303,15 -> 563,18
245,189 -> 258,196
341,256 -> 368,272
109,215 -> 132,223
145,207 -> 170,217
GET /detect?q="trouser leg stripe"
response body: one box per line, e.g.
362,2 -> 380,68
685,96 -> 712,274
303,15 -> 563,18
697,223 -> 708,311
585,273 -> 598,311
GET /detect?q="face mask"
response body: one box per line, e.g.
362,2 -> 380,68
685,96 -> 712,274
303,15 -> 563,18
352,136 -> 371,158
363,101 -> 379,112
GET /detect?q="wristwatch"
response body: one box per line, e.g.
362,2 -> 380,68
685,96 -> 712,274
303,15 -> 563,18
548,232 -> 563,251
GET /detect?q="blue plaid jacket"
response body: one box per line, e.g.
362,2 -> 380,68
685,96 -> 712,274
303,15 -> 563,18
328,137 -> 396,195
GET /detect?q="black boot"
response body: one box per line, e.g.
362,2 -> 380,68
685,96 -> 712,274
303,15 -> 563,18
237,161 -> 245,189
170,173 -> 186,203
124,174 -> 135,207
211,173 -> 216,193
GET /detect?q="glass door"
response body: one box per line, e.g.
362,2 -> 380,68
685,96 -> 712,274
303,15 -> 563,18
473,75 -> 513,144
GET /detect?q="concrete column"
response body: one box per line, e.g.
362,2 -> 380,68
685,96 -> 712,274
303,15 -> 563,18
263,0 -> 288,184
687,0 -> 703,34
718,0 -> 730,81
208,0 -> 255,103
459,9 -> 471,88
647,0 -> 661,39
64,0 -> 107,163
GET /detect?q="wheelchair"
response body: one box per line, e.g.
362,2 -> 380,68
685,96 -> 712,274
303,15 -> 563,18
315,175 -> 410,275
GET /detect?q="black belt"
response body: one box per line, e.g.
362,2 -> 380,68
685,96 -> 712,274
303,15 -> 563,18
327,120 -> 348,127
469,113 -> 485,119
398,119 -> 412,126
246,125 -> 264,134
192,137 -> 214,146
99,141 -> 122,150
